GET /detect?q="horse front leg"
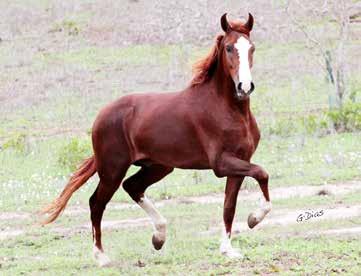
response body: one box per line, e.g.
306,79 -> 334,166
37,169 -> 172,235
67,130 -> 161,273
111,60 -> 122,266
214,154 -> 272,229
220,176 -> 244,258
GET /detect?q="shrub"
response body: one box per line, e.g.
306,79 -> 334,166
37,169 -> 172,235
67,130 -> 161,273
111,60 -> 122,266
302,114 -> 329,136
327,102 -> 361,132
57,137 -> 92,172
268,118 -> 298,137
2,132 -> 27,153
49,20 -> 80,36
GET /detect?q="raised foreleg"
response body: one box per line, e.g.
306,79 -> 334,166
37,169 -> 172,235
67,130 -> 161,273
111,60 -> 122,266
213,154 -> 271,258
214,154 -> 271,228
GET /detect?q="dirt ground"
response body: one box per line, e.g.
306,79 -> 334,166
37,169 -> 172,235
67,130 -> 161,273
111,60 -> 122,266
1,1 -> 361,274
1,180 -> 360,241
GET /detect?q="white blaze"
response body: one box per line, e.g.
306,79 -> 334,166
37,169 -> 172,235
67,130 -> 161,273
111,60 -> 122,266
235,36 -> 252,92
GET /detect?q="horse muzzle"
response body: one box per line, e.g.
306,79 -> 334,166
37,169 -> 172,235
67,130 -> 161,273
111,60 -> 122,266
236,82 -> 255,98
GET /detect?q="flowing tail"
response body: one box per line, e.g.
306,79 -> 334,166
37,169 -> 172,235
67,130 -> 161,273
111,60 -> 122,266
40,156 -> 96,225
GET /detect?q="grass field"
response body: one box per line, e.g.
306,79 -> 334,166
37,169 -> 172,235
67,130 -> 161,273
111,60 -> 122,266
1,129 -> 361,275
1,0 -> 361,275
1,132 -> 361,213
1,185 -> 361,275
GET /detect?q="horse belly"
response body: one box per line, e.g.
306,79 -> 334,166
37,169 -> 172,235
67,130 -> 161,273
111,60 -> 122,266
133,120 -> 209,169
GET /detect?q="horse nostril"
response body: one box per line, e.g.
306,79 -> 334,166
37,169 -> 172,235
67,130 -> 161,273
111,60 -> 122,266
250,82 -> 255,92
237,82 -> 242,90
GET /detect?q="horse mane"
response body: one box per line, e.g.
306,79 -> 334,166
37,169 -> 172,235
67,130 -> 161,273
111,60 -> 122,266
190,35 -> 224,87
190,20 -> 250,87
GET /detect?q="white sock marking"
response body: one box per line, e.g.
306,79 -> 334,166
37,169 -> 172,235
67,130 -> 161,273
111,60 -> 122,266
253,201 -> 272,223
138,196 -> 166,237
93,242 -> 111,267
220,229 -> 243,259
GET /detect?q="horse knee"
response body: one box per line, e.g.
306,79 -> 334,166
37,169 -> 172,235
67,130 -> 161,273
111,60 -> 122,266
252,167 -> 268,183
213,162 -> 229,178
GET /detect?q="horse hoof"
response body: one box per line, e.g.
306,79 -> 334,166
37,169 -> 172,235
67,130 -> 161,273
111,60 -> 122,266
247,213 -> 259,229
221,247 -> 243,259
98,257 -> 112,268
94,251 -> 112,267
152,234 -> 165,250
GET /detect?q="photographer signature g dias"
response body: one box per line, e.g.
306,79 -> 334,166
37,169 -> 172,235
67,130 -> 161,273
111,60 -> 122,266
297,209 -> 324,222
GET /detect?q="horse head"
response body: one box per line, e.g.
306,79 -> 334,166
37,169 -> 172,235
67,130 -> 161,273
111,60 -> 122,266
220,13 -> 256,100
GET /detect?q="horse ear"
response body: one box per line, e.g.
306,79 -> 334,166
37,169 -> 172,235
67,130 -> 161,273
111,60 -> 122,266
220,13 -> 230,33
245,13 -> 254,32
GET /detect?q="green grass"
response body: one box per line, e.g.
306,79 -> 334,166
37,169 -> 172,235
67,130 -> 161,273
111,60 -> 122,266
37,45 -> 192,70
274,190 -> 361,210
1,197 -> 361,275
3,232 -> 359,275
2,37 -> 360,138
1,5 -> 361,273
3,42 -> 360,140
1,132 -> 361,212
2,187 -> 360,234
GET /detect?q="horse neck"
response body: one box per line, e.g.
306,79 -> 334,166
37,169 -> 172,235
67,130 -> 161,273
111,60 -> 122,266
210,59 -> 251,115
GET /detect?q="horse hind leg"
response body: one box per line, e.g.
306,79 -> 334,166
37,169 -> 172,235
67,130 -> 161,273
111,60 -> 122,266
90,166 -> 129,267
122,164 -> 173,250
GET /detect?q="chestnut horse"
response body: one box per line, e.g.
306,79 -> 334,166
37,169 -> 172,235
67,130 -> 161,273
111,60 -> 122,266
41,13 -> 271,266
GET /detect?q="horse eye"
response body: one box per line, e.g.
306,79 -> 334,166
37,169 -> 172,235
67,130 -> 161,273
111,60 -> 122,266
226,45 -> 233,53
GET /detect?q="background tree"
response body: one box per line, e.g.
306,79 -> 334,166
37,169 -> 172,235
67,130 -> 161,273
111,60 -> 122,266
285,0 -> 352,111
